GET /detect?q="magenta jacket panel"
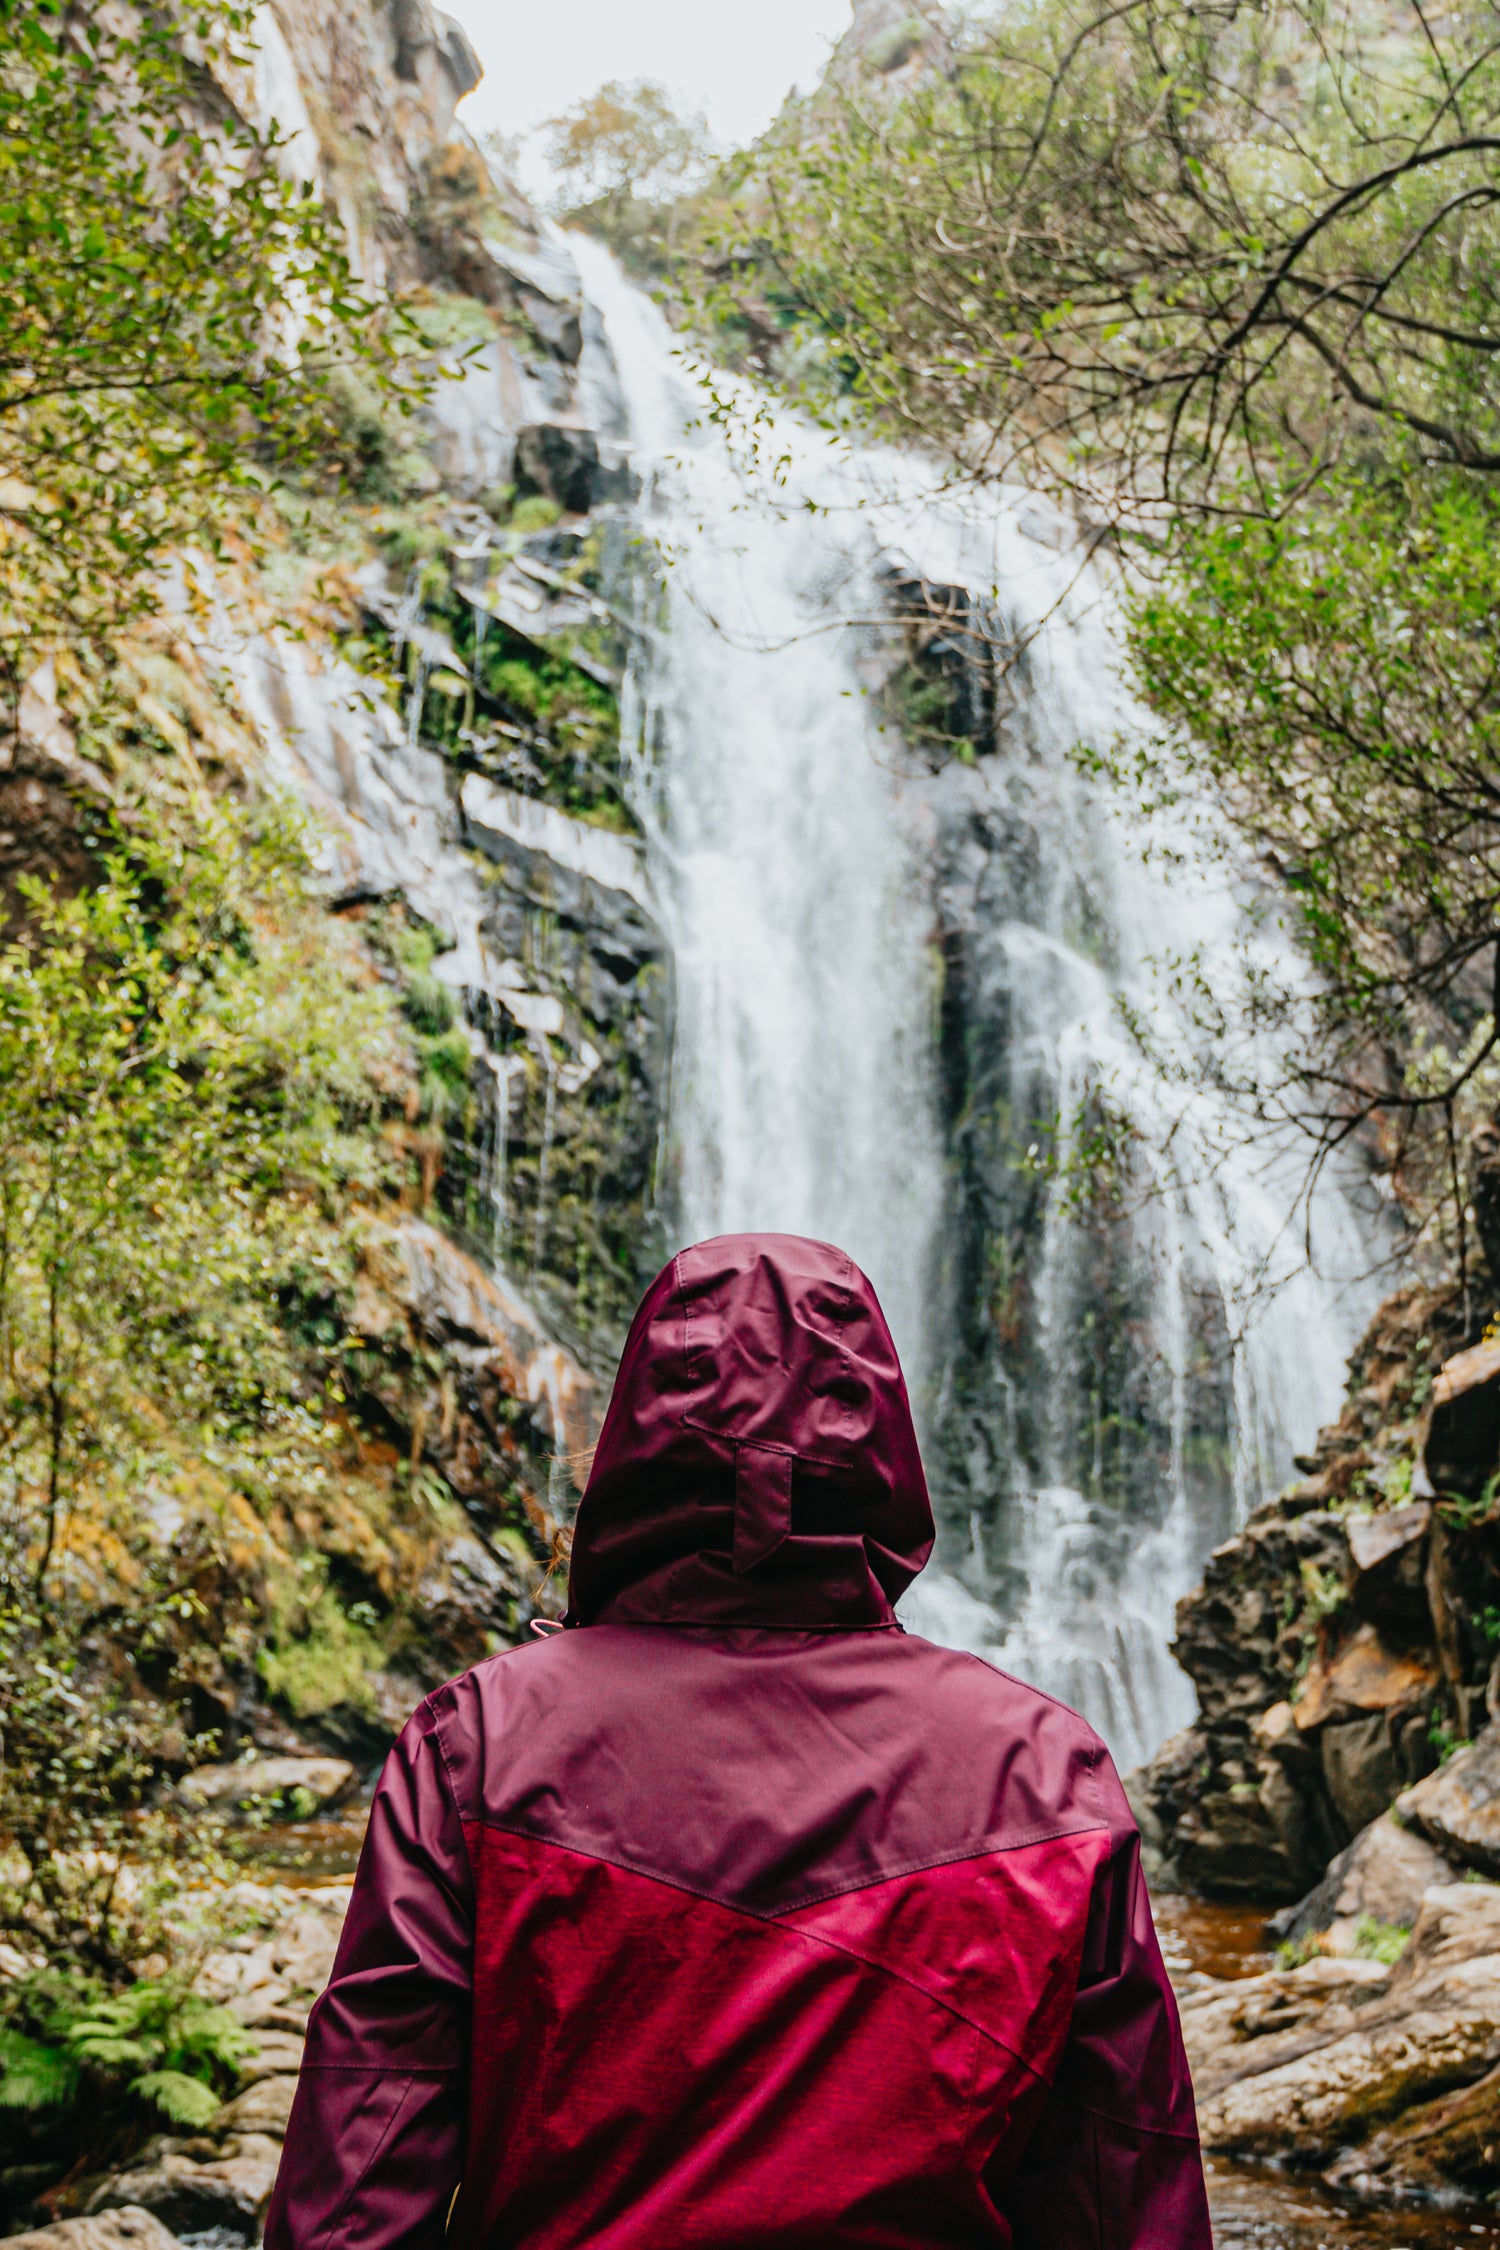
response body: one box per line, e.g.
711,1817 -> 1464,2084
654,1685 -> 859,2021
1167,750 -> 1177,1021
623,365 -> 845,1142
266,1234 -> 1210,2249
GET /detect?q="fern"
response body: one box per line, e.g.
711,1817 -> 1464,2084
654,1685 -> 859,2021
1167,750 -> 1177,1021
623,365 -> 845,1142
0,2026 -> 80,2110
0,1967 -> 255,2136
129,2069 -> 223,2128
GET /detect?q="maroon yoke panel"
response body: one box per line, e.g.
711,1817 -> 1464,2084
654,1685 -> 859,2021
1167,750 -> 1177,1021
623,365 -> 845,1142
429,1624 -> 1112,1915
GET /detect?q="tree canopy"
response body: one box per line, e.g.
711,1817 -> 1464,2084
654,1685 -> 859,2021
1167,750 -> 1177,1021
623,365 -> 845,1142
0,0 -> 410,728
544,78 -> 713,263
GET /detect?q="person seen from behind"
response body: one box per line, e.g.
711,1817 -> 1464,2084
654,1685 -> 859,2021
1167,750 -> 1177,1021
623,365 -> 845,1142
267,1232 -> 1212,2247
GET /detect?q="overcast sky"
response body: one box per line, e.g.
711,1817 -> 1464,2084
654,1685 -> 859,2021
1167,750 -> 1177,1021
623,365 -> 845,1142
445,0 -> 855,172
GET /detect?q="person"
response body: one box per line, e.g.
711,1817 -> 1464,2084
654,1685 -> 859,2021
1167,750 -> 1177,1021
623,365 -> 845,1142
266,1232 -> 1211,2249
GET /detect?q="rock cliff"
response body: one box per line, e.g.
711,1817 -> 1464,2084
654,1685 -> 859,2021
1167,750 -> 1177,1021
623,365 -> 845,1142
0,0 -> 671,1821
1127,1265 -> 1500,2205
1134,1282 -> 1500,1901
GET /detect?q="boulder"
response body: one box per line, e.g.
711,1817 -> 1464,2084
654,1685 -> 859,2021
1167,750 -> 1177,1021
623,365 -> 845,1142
270,1907 -> 343,1997
1343,1501 -> 1432,1624
1425,1335 -> 1500,1498
1320,1711 -> 1404,1834
1267,1812 -> 1455,1956
1397,1724 -> 1500,1874
1291,1621 -> 1437,1733
91,2134 -> 282,2238
179,1756 -> 354,1817
234,2029 -> 305,2085
2,2212 -> 181,2250
514,422 -> 601,516
1180,1956 -> 1391,2097
213,2074 -> 299,2137
1189,1882 -> 1500,2181
197,1892 -> 347,2024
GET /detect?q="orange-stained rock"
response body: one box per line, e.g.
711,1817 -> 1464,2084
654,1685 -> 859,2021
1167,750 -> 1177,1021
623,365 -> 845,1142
1292,1623 -> 1439,1732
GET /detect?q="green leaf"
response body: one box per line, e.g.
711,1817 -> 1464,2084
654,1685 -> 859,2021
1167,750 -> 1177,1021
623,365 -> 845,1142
131,2070 -> 223,2128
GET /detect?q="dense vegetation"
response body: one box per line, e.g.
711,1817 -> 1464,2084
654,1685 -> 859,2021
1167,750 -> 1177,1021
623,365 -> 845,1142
0,0 -> 454,2031
727,0 -> 1500,1281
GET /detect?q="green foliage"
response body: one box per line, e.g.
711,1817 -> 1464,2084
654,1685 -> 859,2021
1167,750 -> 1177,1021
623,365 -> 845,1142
1438,1476 -> 1500,1531
257,1572 -> 381,1721
1353,1916 -> 1411,1967
0,786 -> 408,1970
382,918 -> 475,1125
1277,1917 -> 1410,1969
1429,1713 -> 1473,1764
0,1968 -> 252,2130
0,792 -> 400,1588
0,0 -> 417,721
0,1586 -> 225,1973
0,2024 -> 77,2111
545,79 -> 713,260
1128,464 -> 1500,1212
744,0 -> 1500,505
1381,1457 -> 1416,1510
508,495 -> 563,536
1300,1560 -> 1347,1624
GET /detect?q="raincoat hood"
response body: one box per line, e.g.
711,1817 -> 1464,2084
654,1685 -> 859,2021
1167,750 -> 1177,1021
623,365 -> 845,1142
564,1233 -> 933,1629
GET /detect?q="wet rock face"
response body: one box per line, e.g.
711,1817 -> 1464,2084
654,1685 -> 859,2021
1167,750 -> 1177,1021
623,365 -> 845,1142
1138,1495 -> 1445,1899
1128,1283 -> 1500,1897
1427,1336 -> 1500,1499
461,801 -> 673,1363
1398,1726 -> 1500,1875
414,1530 -> 536,1672
514,423 -> 604,515
1268,1814 -> 1454,1957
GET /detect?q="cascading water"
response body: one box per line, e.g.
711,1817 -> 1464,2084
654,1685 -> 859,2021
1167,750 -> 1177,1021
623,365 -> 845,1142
569,240 -> 945,1376
573,237 -> 1380,1771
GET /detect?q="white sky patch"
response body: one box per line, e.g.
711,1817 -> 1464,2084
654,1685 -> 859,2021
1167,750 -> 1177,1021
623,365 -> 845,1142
445,0 -> 854,192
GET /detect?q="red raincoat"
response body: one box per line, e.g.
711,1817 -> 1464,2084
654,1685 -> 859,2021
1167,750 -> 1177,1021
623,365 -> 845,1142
267,1233 -> 1211,2248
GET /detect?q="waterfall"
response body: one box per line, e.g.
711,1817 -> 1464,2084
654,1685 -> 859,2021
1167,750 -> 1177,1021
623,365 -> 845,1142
573,238 -> 1380,1772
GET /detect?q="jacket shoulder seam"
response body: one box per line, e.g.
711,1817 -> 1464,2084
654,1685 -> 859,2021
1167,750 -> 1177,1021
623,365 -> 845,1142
939,1644 -> 1110,1742
463,1812 -> 1111,1917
